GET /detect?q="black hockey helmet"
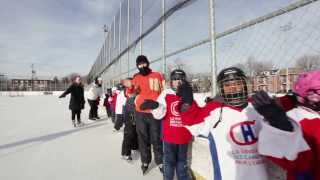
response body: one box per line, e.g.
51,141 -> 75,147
170,69 -> 186,81
217,67 -> 248,107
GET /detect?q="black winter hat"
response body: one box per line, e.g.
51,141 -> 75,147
136,55 -> 149,67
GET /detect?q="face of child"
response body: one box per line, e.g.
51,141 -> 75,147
222,79 -> 245,94
306,89 -> 320,103
172,79 -> 182,90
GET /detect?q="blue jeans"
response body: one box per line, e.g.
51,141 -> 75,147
163,142 -> 190,180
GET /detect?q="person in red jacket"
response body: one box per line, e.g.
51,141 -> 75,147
178,67 -> 308,180
103,88 -> 112,118
132,55 -> 165,174
110,87 -> 118,123
140,69 -> 196,180
253,69 -> 320,180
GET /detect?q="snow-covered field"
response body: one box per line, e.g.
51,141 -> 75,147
0,95 -> 162,180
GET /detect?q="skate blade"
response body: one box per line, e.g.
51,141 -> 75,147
142,168 -> 149,175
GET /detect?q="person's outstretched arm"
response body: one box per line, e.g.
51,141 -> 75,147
59,85 -> 73,98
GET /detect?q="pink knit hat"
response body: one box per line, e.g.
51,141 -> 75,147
294,69 -> 320,98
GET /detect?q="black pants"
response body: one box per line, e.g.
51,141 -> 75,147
88,99 -> 98,119
106,106 -> 112,118
71,110 -> 81,123
135,112 -> 163,165
111,111 -> 116,123
114,114 -> 124,130
121,122 -> 138,156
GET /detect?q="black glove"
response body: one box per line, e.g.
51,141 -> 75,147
176,81 -> 193,105
252,91 -> 293,132
180,103 -> 191,113
205,95 -> 225,104
140,99 -> 159,110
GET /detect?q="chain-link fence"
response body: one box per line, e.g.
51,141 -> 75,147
88,0 -> 320,95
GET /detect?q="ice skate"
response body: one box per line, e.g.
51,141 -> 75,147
72,120 -> 76,127
77,121 -> 84,127
158,164 -> 163,173
141,163 -> 149,175
122,155 -> 132,162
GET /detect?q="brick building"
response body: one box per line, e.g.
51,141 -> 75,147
252,68 -> 303,93
11,78 -> 53,91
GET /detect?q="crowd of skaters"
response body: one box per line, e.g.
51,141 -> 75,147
59,54 -> 320,180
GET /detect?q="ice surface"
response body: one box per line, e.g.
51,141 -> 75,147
0,95 -> 162,180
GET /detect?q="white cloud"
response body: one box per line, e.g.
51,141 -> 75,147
0,0 -> 119,77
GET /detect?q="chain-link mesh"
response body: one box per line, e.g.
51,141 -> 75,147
85,1 -> 320,179
89,0 -> 320,94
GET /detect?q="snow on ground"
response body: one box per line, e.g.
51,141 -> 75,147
0,95 -> 162,180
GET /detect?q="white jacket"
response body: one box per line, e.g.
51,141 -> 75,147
185,102 -> 308,180
115,90 -> 127,115
87,83 -> 102,100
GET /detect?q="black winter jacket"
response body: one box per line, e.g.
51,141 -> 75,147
59,84 -> 85,110
123,96 -> 136,125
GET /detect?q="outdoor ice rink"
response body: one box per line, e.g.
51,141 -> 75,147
0,95 -> 162,180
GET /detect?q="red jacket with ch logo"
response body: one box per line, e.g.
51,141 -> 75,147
151,89 -> 199,144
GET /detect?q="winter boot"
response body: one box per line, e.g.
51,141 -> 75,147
77,121 -> 84,127
158,164 -> 163,173
141,163 -> 149,175
72,120 -> 76,127
122,155 -> 132,162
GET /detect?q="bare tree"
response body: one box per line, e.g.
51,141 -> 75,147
295,54 -> 320,71
61,77 -> 69,84
61,73 -> 81,84
235,56 -> 274,77
68,73 -> 80,81
81,75 -> 88,85
166,58 -> 189,80
53,76 -> 59,83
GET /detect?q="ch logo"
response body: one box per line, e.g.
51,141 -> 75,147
229,121 -> 257,145
171,101 -> 180,117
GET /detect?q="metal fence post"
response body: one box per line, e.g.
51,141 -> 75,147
140,0 -> 143,55
113,15 -> 116,60
119,2 -> 122,76
209,0 -> 217,96
162,0 -> 166,76
127,0 -> 131,76
286,67 -> 290,92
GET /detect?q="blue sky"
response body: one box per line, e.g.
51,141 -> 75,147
0,0 -> 119,77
